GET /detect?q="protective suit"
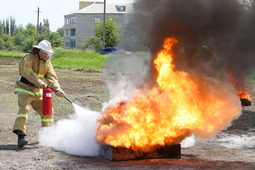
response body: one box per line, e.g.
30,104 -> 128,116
13,40 -> 65,147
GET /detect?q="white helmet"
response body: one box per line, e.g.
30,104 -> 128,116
35,40 -> 54,54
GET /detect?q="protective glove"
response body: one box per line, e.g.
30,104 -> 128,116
55,89 -> 65,97
36,82 -> 47,89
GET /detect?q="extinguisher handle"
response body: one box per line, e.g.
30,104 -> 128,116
49,86 -> 57,92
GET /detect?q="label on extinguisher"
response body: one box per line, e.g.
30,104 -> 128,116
46,93 -> 52,97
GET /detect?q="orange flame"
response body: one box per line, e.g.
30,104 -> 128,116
227,71 -> 252,101
237,90 -> 252,101
97,37 -> 241,151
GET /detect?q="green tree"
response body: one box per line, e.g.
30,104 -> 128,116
39,19 -> 50,35
94,17 -> 119,48
57,27 -> 64,37
10,17 -> 17,35
84,17 -> 119,52
0,17 -> 17,36
88,37 -> 103,52
22,37 -> 34,52
25,23 -> 36,37
22,23 -> 36,50
3,20 -> 5,33
48,32 -> 64,48
0,33 -> 14,50
13,27 -> 25,50
5,19 -> 9,35
26,23 -> 36,30
0,21 -> 4,35
37,19 -> 51,42
0,17 -> 64,52
0,38 -> 5,50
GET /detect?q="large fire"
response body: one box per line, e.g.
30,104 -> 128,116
97,37 -> 242,151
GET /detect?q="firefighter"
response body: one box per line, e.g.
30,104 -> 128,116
13,40 -> 65,148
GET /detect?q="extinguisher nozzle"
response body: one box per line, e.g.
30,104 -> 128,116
48,86 -> 72,104
64,96 -> 73,104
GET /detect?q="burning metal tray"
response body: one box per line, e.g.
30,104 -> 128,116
240,98 -> 251,106
100,144 -> 181,161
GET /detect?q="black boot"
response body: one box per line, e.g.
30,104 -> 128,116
18,135 -> 28,148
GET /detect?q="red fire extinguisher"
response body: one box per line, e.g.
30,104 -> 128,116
43,86 -> 52,115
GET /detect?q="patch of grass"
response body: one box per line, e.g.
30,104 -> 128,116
51,48 -> 107,72
87,86 -> 105,93
0,51 -> 26,58
0,76 -> 11,80
0,48 -> 107,72
97,89 -> 110,102
0,94 -> 18,113
61,75 -> 90,80
61,74 -> 98,81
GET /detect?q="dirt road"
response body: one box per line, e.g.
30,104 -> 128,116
0,57 -> 254,169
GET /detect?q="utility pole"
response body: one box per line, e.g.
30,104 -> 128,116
36,7 -> 41,45
103,0 -> 106,48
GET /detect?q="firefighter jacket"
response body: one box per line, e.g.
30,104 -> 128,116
15,52 -> 61,96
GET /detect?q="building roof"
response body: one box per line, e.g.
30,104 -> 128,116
65,3 -> 134,16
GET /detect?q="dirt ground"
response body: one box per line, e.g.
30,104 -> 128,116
0,57 -> 254,169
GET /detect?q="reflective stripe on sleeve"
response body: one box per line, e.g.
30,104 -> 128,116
41,119 -> 54,122
15,88 -> 42,96
38,74 -> 45,78
17,114 -> 28,118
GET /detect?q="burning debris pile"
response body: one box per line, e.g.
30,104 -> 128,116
96,0 -> 255,158
229,73 -> 253,105
237,87 -> 252,106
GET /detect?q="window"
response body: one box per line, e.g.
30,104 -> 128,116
70,41 -> 76,48
65,18 -> 69,25
70,29 -> 75,36
95,17 -> 101,23
65,16 -> 76,25
65,30 -> 70,36
116,5 -> 126,12
65,42 -> 70,48
70,17 -> 76,24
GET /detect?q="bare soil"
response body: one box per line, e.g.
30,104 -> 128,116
0,57 -> 254,169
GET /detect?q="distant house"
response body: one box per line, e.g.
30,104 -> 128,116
64,1 -> 133,49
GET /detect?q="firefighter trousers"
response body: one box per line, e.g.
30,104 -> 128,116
13,94 -> 54,135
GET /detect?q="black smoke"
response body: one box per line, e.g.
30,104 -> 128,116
133,0 -> 255,85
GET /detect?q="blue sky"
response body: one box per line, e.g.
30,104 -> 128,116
0,0 -> 134,32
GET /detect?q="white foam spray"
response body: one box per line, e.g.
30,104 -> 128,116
39,104 -> 100,156
181,134 -> 196,148
214,132 -> 255,149
181,132 -> 255,149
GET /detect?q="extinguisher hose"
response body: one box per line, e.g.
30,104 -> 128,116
49,87 -> 73,104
